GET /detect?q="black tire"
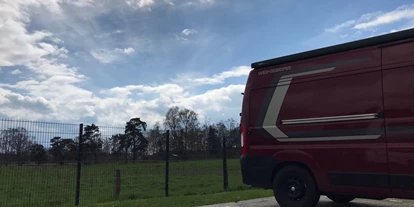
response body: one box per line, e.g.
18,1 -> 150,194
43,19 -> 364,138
272,165 -> 320,207
326,194 -> 355,203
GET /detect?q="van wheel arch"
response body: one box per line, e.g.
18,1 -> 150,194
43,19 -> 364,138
271,162 -> 318,190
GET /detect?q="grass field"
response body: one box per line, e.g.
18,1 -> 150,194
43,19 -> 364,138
0,158 -> 257,207
84,189 -> 274,207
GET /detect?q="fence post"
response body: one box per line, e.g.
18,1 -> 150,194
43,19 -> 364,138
165,130 -> 170,197
75,123 -> 83,206
113,169 -> 121,197
223,136 -> 228,191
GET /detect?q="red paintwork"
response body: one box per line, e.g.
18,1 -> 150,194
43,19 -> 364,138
241,38 -> 414,199
382,40 -> 414,199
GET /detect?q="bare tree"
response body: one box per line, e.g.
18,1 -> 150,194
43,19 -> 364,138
164,106 -> 184,155
2,127 -> 34,165
164,106 -> 201,157
0,129 -> 13,163
225,118 -> 240,148
147,122 -> 165,156
102,137 -> 111,154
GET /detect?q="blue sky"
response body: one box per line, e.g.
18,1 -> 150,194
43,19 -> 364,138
1,0 -> 414,128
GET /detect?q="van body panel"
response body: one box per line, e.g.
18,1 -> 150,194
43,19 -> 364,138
382,41 -> 414,198
240,28 -> 414,200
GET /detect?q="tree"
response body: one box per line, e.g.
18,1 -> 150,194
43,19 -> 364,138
49,137 -> 77,165
164,106 -> 183,154
0,128 -> 13,165
102,137 -> 111,154
110,133 -> 129,163
83,124 -> 103,164
125,118 -> 148,161
179,108 -> 199,153
163,106 -> 201,157
147,122 -> 165,157
207,125 -> 221,156
215,121 -> 227,149
1,127 -> 34,165
224,118 -> 240,148
29,144 -> 47,165
198,119 -> 212,152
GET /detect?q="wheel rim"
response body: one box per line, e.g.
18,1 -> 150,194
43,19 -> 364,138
285,176 -> 307,201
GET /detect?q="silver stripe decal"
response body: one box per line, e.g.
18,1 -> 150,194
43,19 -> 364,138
276,135 -> 381,142
281,113 -> 379,125
262,67 -> 336,138
281,67 -> 336,79
263,78 -> 291,138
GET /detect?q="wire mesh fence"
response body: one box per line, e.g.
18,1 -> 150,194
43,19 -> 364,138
0,119 -> 80,207
0,118 -> 244,207
77,125 -> 168,205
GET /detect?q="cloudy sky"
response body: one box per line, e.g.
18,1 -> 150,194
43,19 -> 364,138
0,0 -> 414,128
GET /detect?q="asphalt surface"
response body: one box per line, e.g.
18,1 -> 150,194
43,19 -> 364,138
200,196 -> 414,207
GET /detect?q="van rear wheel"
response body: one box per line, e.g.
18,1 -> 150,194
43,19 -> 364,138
326,194 -> 355,203
272,165 -> 320,207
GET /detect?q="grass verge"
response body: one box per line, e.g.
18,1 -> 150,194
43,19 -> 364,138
0,159 -> 254,206
83,189 -> 274,207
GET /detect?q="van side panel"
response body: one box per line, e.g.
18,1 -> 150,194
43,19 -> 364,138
382,39 -> 414,199
246,46 -> 390,197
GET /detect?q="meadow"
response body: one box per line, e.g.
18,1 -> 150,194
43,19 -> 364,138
0,158 -> 255,207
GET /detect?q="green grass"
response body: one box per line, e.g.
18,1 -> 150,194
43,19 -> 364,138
0,159 -> 259,207
82,189 -> 274,207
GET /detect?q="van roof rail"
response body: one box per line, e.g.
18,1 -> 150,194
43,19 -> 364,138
252,28 -> 414,69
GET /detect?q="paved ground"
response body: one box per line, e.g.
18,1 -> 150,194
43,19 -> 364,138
200,196 -> 414,207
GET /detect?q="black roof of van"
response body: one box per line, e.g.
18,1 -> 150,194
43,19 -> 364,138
252,28 -> 414,69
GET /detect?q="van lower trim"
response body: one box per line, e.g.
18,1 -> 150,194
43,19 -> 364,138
328,172 -> 414,190
276,135 -> 380,142
281,113 -> 380,125
328,172 -> 389,188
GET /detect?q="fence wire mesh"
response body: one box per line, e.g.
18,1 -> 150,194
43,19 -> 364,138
0,119 -> 79,207
0,119 -> 244,207
78,125 -> 167,205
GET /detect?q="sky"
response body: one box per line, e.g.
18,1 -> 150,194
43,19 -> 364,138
0,0 -> 414,128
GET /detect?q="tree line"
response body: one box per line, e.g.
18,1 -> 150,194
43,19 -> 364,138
0,106 -> 241,165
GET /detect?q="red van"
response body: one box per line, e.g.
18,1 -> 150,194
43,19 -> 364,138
240,28 -> 414,207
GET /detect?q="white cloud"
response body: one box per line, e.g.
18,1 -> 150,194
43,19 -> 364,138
165,0 -> 174,6
354,5 -> 414,30
90,49 -> 119,64
0,0 -> 93,121
325,20 -> 356,33
0,0 -> 68,67
94,30 -> 124,39
1,63 -> 247,127
175,29 -> 199,42
199,0 -> 214,4
115,47 -> 135,54
10,69 -> 22,75
90,47 -> 135,63
182,29 -> 198,36
172,66 -> 251,87
0,88 -> 53,112
67,0 -> 95,7
325,12 -> 381,33
126,0 -> 155,9
325,4 -> 414,33
390,20 -> 414,33
184,0 -> 215,7
0,0 -> 245,129
97,83 -> 244,126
